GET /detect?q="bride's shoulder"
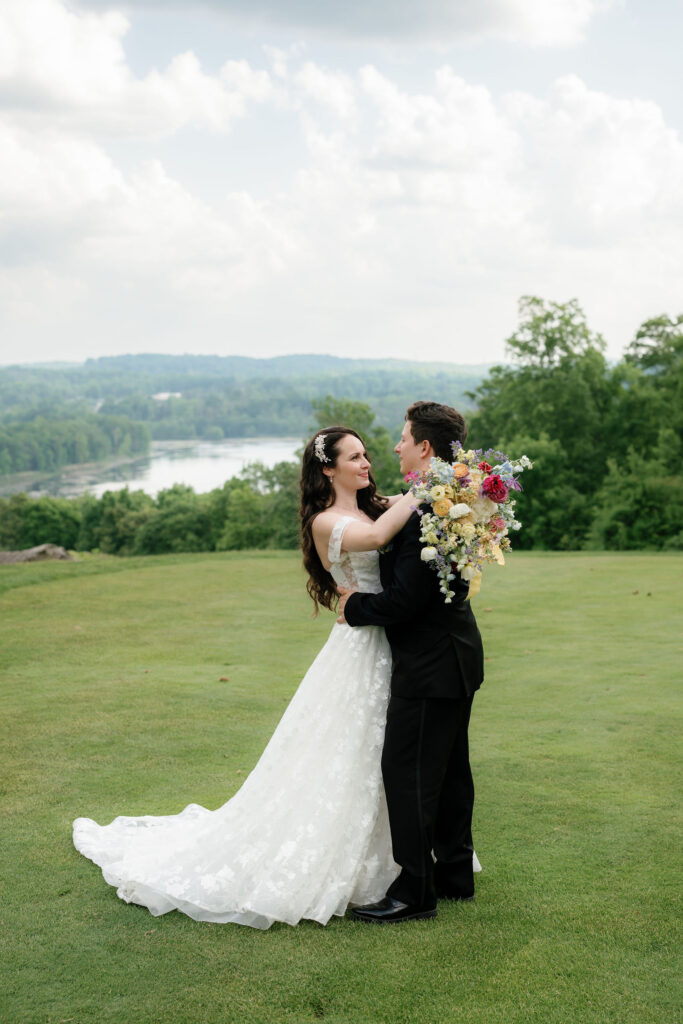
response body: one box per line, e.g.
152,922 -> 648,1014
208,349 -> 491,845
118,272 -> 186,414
311,509 -> 352,535
311,511 -> 349,570
310,509 -> 337,543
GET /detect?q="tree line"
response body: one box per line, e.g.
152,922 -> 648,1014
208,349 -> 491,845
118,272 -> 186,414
0,355 -> 484,471
0,415 -> 150,476
0,299 -> 680,552
0,397 -> 397,556
0,464 -> 300,556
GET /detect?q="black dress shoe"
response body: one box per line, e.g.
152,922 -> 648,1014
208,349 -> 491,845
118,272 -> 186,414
351,897 -> 437,924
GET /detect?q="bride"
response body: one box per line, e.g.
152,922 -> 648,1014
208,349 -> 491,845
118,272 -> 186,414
73,426 -> 421,929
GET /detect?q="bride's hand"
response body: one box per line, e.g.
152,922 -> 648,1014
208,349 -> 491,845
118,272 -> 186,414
336,585 -> 356,623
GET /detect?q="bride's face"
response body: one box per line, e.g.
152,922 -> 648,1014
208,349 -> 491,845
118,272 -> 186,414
327,434 -> 371,492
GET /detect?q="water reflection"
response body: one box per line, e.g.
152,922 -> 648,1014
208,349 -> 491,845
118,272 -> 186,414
5,438 -> 302,499
90,438 -> 301,498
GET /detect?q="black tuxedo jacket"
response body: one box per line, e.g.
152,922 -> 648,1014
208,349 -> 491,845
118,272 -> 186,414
344,512 -> 484,700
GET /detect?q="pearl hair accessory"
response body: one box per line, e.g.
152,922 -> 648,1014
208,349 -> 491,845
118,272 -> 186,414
314,434 -> 330,463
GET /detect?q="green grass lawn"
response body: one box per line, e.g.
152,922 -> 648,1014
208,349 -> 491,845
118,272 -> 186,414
1,551 -> 680,1024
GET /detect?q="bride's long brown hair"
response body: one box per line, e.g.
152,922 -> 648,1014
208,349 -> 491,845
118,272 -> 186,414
300,426 -> 388,614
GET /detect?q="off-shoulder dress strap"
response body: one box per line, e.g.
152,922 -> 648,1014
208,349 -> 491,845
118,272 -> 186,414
328,515 -> 355,565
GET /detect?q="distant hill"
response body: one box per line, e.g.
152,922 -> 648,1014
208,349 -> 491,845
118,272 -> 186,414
80,352 -> 494,379
0,354 -> 493,475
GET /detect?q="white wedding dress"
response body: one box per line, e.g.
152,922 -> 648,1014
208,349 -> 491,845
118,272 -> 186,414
73,516 -> 480,929
73,518 -> 398,928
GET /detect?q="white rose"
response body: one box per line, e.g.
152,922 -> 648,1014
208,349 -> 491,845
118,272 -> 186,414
430,485 -> 446,501
421,546 -> 438,562
470,496 -> 497,522
448,503 -> 471,519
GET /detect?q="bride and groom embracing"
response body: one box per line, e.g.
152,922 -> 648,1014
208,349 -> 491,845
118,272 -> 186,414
73,400 -> 484,929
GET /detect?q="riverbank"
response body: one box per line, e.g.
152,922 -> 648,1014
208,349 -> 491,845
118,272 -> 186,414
0,442 -> 191,500
0,438 -> 301,500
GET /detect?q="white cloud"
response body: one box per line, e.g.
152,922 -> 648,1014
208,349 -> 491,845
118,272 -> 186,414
295,63 -> 357,120
75,0 -> 612,47
0,122 -> 122,217
0,0 -> 279,137
0,1 -> 681,364
489,0 -> 609,46
359,66 -> 526,225
0,0 -> 131,107
504,75 -> 683,242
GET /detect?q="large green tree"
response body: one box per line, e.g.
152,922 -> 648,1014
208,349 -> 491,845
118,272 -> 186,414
467,298 -> 681,550
588,427 -> 683,550
466,297 -> 612,547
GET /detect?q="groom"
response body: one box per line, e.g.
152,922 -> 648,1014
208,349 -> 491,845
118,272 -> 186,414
338,400 -> 484,923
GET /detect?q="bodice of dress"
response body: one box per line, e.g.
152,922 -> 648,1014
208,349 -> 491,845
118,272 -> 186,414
328,516 -> 382,594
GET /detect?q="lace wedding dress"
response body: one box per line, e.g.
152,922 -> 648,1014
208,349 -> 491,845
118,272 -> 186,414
73,517 -> 399,928
73,516 -> 481,928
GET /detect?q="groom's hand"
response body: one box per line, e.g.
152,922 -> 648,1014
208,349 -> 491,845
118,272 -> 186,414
336,585 -> 356,624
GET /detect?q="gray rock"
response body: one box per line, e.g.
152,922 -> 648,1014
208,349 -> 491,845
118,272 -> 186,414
0,544 -> 74,564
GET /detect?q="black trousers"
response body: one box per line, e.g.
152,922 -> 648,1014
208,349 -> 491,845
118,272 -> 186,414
382,693 -> 475,907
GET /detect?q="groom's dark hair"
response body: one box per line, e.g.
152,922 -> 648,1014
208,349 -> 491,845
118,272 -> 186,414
406,401 -> 468,461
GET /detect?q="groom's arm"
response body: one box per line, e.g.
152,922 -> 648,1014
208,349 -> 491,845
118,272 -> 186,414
343,515 -> 435,628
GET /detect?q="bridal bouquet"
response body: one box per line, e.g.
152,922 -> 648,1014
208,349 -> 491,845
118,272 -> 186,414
407,442 -> 532,603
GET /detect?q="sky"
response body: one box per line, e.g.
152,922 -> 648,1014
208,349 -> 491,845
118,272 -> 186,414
1,0 -> 681,366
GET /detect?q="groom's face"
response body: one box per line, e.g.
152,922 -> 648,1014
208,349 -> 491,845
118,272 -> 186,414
394,420 -> 430,476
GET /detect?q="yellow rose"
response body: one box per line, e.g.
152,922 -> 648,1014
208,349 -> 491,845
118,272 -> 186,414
461,522 -> 476,540
433,498 -> 454,517
430,485 -> 446,501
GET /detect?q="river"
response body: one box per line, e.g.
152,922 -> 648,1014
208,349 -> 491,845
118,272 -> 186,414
1,438 -> 302,499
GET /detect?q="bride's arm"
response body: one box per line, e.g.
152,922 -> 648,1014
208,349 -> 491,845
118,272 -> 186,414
313,491 -> 416,562
381,493 -> 405,508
